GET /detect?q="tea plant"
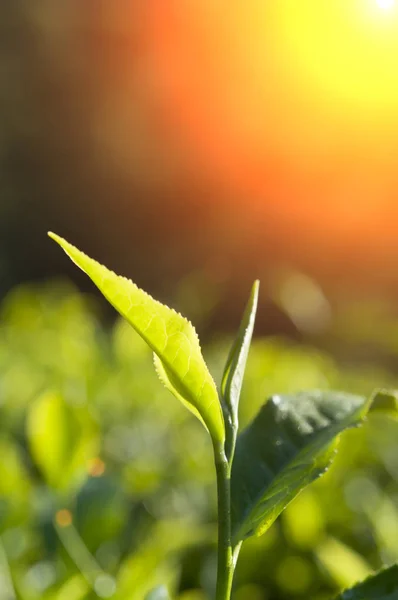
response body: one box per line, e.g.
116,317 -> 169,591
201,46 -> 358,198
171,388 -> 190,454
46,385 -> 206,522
49,233 -> 398,600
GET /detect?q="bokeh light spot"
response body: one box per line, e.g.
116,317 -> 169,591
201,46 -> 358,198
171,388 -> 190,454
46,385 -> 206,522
55,509 -> 72,528
94,574 -> 117,599
88,457 -> 106,477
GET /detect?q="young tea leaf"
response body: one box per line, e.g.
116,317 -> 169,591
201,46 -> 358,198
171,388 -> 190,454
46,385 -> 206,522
48,233 -> 224,444
231,391 -> 373,545
153,354 -> 206,428
221,280 -> 259,428
335,564 -> 398,599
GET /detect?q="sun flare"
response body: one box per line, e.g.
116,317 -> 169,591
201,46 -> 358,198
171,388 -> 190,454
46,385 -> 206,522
377,0 -> 395,9
148,0 -> 398,228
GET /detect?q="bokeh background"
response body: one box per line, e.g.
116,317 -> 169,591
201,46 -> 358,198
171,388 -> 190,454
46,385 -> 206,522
1,1 -> 398,598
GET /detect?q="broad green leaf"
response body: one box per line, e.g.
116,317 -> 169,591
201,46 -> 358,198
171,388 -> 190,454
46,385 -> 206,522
335,564 -> 398,599
221,280 -> 259,427
48,233 -> 224,444
231,391 -> 374,544
145,586 -> 171,600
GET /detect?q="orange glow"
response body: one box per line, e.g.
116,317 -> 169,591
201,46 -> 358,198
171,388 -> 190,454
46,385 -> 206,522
87,457 -> 106,477
55,509 -> 73,528
147,1 -> 398,242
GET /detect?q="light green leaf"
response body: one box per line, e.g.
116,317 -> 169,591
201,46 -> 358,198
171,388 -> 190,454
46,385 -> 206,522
26,390 -> 98,489
153,354 -> 206,428
145,586 -> 171,600
27,391 -> 69,488
231,391 -> 374,544
51,575 -> 90,600
48,233 -> 224,444
221,280 -> 259,428
335,564 -> 398,599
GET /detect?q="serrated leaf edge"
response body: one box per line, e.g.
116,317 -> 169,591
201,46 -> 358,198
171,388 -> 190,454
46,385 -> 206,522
48,232 -> 224,442
334,564 -> 398,599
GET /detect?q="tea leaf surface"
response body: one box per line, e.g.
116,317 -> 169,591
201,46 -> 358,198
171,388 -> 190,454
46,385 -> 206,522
231,391 -> 373,544
48,233 -> 224,444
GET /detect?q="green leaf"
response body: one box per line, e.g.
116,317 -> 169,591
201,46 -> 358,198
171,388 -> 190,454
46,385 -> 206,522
153,354 -> 206,428
335,564 -> 398,599
26,390 -> 98,489
48,233 -> 224,444
145,586 -> 171,600
50,574 -> 90,600
221,280 -> 259,427
231,391 -> 374,544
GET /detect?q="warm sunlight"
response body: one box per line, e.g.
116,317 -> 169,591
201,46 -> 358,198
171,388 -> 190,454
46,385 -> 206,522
377,0 -> 395,9
272,0 -> 398,110
148,0 -> 398,242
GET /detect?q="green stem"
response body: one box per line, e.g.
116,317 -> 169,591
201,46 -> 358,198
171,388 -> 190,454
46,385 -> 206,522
214,443 -> 236,600
55,519 -> 110,591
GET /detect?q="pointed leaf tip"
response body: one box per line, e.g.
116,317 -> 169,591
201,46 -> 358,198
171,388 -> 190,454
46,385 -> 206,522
222,279 -> 259,427
48,233 -> 225,444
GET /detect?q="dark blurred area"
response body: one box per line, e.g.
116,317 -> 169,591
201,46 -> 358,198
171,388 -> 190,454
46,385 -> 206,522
3,1 -> 398,339
1,2 -> 398,599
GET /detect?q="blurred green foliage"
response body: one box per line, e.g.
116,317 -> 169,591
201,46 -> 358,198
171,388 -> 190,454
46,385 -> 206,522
0,282 -> 397,599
